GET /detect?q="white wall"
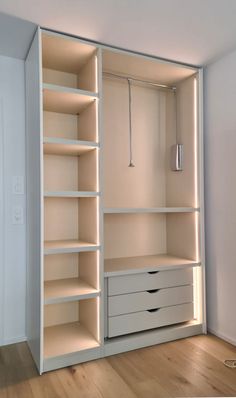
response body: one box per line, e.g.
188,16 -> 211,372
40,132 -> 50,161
205,50 -> 236,345
0,54 -> 26,345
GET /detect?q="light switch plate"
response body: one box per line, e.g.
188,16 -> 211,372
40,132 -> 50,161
12,176 -> 24,195
12,206 -> 24,225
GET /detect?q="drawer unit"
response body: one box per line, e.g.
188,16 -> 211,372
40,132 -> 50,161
108,268 -> 193,296
108,302 -> 194,337
108,285 -> 193,316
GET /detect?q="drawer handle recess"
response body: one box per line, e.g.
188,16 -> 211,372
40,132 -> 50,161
147,308 -> 160,313
146,289 -> 159,294
148,271 -> 159,274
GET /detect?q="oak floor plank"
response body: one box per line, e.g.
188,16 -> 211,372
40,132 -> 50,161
0,334 -> 236,398
188,334 -> 236,363
80,358 -> 137,398
172,337 -> 236,396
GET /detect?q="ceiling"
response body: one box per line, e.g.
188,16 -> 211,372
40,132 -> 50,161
1,0 -> 236,65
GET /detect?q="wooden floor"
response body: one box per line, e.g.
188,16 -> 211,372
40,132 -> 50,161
0,334 -> 236,397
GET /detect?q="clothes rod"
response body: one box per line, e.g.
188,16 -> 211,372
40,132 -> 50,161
103,71 -> 176,90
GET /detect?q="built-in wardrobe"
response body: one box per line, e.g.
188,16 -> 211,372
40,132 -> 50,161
26,27 -> 206,373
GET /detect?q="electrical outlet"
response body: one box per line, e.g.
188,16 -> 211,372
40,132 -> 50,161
12,206 -> 24,225
12,176 -> 24,195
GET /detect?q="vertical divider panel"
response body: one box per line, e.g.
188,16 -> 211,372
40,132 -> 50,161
97,48 -> 104,345
25,27 -> 43,374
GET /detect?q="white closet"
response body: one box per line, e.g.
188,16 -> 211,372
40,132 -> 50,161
26,28 -> 206,373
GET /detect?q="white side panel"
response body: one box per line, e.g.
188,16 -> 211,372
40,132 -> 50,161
25,27 -> 43,373
205,49 -> 236,343
0,100 -> 4,345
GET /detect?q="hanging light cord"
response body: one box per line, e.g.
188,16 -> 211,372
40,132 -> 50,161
128,78 -> 135,167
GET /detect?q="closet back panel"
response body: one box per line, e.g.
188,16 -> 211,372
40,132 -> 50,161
103,78 -> 168,208
44,252 -> 98,288
44,151 -> 97,191
44,253 -> 79,281
43,103 -> 97,142
44,298 -> 98,339
104,213 -> 167,259
44,197 -> 98,242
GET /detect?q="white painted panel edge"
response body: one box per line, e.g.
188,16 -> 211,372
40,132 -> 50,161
208,327 -> 236,347
104,322 -> 203,357
25,27 -> 43,373
97,47 -> 105,346
0,99 -> 5,345
198,68 -> 207,332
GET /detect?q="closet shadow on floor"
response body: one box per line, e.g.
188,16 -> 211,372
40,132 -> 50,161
0,335 -> 236,397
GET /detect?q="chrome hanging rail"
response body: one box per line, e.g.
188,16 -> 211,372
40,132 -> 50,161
103,71 -> 176,91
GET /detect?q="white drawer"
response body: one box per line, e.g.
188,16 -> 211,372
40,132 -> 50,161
108,285 -> 193,316
108,268 -> 193,296
108,302 -> 193,337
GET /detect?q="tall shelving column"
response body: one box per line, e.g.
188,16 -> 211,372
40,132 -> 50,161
41,31 -> 101,366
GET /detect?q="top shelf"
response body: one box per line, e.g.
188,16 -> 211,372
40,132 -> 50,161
43,84 -> 98,115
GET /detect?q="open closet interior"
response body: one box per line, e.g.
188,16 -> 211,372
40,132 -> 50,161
41,32 -> 101,362
26,28 -> 205,373
102,50 -> 203,339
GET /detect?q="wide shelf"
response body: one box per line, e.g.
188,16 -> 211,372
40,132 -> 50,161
103,207 -> 199,214
43,83 -> 98,114
43,137 -> 99,156
44,322 -> 99,358
44,191 -> 100,198
104,254 -> 200,276
44,240 -> 100,255
44,278 -> 99,304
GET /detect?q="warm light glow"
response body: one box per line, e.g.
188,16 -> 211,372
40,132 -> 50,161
95,54 -> 98,93
193,76 -> 202,321
96,297 -> 100,343
96,250 -> 100,289
95,53 -> 100,344
194,76 -> 199,262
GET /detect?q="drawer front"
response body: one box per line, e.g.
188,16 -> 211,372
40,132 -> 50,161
108,302 -> 193,337
108,268 -> 193,296
108,285 -> 193,316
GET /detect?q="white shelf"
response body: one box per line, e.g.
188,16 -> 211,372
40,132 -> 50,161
44,240 -> 100,255
43,83 -> 98,114
43,137 -> 99,156
103,207 -> 199,214
44,278 -> 99,304
104,254 -> 200,276
44,191 -> 99,198
44,322 -> 99,358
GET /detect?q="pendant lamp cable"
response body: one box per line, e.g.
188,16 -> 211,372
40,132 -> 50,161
128,78 -> 135,167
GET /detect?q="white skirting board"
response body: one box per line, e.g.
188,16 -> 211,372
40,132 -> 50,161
1,335 -> 27,346
104,322 -> 204,357
208,327 -> 236,346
